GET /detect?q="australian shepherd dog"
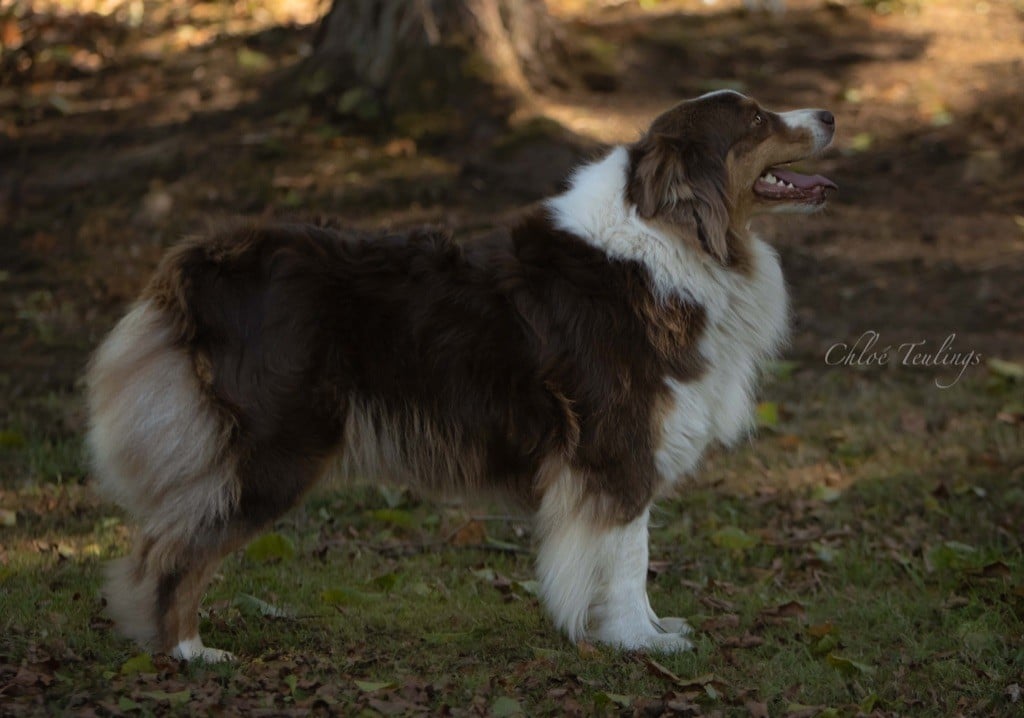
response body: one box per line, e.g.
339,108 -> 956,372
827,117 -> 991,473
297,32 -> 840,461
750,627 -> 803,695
87,91 -> 836,661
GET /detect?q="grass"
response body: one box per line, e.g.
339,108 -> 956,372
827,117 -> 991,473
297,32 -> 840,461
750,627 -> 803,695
1,368 -> 1022,716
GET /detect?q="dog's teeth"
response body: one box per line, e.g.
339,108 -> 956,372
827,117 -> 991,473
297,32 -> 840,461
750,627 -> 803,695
763,174 -> 777,184
784,182 -> 795,189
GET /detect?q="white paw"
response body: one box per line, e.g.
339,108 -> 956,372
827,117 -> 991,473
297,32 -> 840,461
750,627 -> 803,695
645,631 -> 695,653
171,636 -> 237,663
656,616 -> 693,636
592,619 -> 695,653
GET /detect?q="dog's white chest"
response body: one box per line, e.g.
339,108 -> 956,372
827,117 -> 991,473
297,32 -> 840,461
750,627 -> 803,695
654,239 -> 789,484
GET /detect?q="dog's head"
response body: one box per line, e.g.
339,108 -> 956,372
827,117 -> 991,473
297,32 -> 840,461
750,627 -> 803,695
626,90 -> 836,266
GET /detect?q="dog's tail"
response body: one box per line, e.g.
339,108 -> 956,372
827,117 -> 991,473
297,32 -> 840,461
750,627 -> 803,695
86,296 -> 238,647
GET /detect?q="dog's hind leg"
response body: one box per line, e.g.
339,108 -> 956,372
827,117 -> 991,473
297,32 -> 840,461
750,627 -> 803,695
104,453 -> 328,662
104,526 -> 243,663
88,301 -> 329,660
162,447 -> 334,661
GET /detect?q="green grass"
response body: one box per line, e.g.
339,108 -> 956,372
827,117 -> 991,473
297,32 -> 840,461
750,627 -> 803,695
1,371 -> 1022,716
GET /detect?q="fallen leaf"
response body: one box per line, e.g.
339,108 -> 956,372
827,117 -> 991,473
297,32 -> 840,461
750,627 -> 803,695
926,541 -> 981,571
491,696 -> 524,717
807,621 -> 836,638
808,484 -> 840,505
368,508 -> 415,529
118,697 -> 142,711
761,600 -> 807,621
138,689 -> 191,706
711,526 -> 760,551
233,593 -> 291,618
643,657 -> 682,683
120,654 -> 156,675
746,700 -> 770,717
449,519 -> 487,546
595,692 -> 632,708
996,404 -> 1024,424
354,680 -> 397,693
0,430 -> 26,448
245,533 -> 296,562
825,653 -> 875,676
988,358 -> 1024,380
12,666 -> 54,688
370,571 -> 402,592
811,634 -> 840,656
1006,683 -> 1021,703
721,632 -> 764,649
701,613 -> 740,631
756,402 -> 779,428
515,579 -> 540,596
484,536 -> 525,553
973,561 -> 1011,579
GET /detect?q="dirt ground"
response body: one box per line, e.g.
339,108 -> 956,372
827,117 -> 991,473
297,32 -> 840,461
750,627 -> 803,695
1,0 -> 1023,473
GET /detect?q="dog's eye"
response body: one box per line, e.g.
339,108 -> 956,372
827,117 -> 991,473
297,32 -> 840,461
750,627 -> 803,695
751,112 -> 764,127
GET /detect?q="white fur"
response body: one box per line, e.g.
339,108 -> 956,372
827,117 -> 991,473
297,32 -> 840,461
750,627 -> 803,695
779,109 -> 833,152
589,509 -> 693,651
171,635 -> 235,663
548,147 -> 703,302
534,468 -> 601,643
86,301 -> 238,564
534,471 -> 692,652
547,149 -> 789,485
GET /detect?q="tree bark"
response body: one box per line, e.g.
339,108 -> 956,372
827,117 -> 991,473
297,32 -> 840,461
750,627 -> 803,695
304,0 -> 565,118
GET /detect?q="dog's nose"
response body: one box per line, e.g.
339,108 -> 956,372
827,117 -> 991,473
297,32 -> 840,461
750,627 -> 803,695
817,110 -> 835,126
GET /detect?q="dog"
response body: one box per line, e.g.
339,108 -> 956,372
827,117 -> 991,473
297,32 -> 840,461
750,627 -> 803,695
87,90 -> 836,662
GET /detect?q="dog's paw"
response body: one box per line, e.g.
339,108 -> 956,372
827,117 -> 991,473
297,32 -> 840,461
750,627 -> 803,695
644,631 -> 694,654
171,636 -> 237,663
592,622 -> 695,653
655,616 -> 693,636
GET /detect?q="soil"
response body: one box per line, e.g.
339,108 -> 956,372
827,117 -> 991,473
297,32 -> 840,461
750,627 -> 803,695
1,0 -> 1023,463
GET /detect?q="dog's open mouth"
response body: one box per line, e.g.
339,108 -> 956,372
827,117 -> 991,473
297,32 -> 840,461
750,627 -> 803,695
754,167 -> 837,204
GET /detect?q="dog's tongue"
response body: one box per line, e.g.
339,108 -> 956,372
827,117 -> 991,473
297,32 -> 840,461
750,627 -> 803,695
771,168 -> 838,190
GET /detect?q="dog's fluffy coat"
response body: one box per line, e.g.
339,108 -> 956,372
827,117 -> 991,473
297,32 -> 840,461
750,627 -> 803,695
88,91 -> 835,660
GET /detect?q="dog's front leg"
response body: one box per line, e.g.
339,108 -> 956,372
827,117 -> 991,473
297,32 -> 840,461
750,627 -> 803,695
534,471 -> 692,652
588,509 -> 693,652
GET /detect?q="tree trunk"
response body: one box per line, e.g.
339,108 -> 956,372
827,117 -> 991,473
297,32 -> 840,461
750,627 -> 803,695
303,0 -> 565,120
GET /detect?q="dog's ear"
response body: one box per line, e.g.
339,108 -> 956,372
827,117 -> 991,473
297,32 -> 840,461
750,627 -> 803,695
628,134 -> 731,265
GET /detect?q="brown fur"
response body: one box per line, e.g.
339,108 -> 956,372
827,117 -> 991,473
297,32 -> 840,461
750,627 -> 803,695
626,91 -> 824,275
89,215 -> 707,652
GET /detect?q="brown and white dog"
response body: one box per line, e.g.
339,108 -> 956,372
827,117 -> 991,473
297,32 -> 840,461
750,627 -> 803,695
87,90 -> 835,662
